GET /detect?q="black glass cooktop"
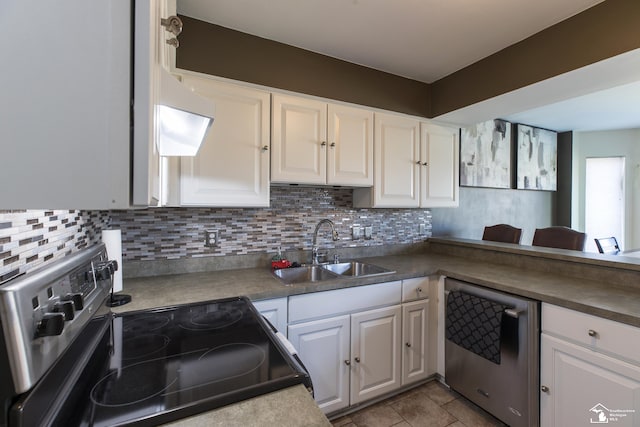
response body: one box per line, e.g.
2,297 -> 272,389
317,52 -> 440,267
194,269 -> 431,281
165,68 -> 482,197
14,296 -> 310,427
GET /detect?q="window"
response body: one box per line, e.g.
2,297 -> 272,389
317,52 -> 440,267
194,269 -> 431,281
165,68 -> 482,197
584,157 -> 625,253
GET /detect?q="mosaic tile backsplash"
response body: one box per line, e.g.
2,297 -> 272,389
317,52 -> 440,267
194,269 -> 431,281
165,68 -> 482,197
1,187 -> 432,279
110,187 -> 432,261
0,210 -> 110,283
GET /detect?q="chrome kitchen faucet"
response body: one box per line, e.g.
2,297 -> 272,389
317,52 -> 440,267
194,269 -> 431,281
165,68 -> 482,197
311,219 -> 339,264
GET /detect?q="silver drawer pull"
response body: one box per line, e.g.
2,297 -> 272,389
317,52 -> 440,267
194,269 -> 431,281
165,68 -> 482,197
541,385 -> 549,393
344,360 -> 351,366
588,329 -> 598,338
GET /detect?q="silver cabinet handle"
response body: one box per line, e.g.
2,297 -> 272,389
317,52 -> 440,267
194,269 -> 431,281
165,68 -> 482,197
262,145 -> 269,151
422,162 -> 428,166
405,342 -> 411,348
416,161 -> 421,165
330,142 -> 336,148
354,357 -> 360,363
541,385 -> 549,393
344,360 -> 351,366
321,141 -> 327,147
588,329 -> 598,338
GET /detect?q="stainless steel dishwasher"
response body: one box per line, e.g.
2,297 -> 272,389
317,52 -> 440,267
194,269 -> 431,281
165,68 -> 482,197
444,278 -> 540,427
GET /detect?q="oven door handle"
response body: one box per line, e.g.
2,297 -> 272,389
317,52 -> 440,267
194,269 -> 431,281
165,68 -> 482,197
275,331 -> 298,356
261,315 -> 306,370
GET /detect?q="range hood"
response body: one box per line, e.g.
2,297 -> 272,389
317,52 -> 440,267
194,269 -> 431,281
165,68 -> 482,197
156,68 -> 215,157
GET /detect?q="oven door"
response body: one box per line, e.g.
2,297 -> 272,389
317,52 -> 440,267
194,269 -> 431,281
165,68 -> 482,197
9,315 -> 111,427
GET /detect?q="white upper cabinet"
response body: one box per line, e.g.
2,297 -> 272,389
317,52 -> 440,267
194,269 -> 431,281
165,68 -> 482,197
327,104 -> 374,186
354,113 -> 459,208
1,0 -> 130,209
420,123 -> 460,207
177,75 -> 270,207
132,0 -> 176,207
353,113 -> 421,208
272,94 -> 373,186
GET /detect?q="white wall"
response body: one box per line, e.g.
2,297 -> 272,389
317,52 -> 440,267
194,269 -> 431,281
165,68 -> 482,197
572,129 -> 640,250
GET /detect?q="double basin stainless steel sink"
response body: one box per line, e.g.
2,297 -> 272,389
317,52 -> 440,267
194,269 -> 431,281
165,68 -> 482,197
273,261 -> 395,285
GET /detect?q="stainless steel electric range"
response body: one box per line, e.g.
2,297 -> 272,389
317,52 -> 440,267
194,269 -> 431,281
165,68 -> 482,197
0,244 -> 311,427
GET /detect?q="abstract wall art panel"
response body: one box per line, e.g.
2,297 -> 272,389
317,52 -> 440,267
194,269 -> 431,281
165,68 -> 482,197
460,119 -> 511,189
516,124 -> 557,191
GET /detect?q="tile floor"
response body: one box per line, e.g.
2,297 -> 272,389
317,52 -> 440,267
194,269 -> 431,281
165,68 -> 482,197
330,381 -> 507,427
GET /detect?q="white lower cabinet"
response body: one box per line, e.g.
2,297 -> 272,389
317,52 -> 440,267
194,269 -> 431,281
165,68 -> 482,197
288,315 -> 351,413
401,276 -> 431,385
401,299 -> 429,385
288,305 -> 401,414
350,305 -> 402,405
287,281 -> 402,414
252,297 -> 288,335
541,334 -> 640,426
540,303 -> 640,426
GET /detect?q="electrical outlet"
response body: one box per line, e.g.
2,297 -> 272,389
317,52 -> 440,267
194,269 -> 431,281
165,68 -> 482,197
352,225 -> 362,240
364,226 -> 372,240
205,229 -> 219,247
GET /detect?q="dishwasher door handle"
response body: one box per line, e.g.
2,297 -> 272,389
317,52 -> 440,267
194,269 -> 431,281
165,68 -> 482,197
445,289 -> 521,318
504,308 -> 522,319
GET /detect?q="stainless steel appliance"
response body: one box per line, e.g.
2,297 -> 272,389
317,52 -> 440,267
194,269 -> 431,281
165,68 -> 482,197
0,244 -> 311,426
444,278 -> 540,427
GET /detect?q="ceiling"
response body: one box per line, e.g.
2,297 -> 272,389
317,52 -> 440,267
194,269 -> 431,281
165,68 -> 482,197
177,0 -> 640,132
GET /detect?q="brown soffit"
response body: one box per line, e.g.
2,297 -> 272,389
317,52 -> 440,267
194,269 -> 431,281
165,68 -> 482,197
430,0 -> 640,117
176,0 -> 639,119
176,16 -> 431,117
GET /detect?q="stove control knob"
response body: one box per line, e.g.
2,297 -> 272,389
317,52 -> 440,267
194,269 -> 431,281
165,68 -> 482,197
63,293 -> 84,311
53,301 -> 75,321
34,313 -> 65,338
95,260 -> 118,280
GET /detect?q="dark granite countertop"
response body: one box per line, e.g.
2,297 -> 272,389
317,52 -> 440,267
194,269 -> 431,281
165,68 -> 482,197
115,242 -> 640,328
113,238 -> 640,426
162,384 -> 330,427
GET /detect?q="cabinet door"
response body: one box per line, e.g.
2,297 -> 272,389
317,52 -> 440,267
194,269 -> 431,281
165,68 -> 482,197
271,94 -> 327,184
252,297 -> 287,335
540,333 -> 640,427
178,77 -> 270,206
288,315 -> 351,414
355,113 -> 420,207
402,300 -> 429,385
420,123 -> 459,207
133,0 -> 176,207
2,1 -> 130,209
350,305 -> 402,405
327,104 -> 374,186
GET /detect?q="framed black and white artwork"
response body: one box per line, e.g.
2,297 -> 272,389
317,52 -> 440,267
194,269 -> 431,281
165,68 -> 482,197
516,124 -> 557,191
460,119 -> 511,189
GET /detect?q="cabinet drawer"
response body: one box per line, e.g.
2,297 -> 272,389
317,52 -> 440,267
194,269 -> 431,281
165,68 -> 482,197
289,281 -> 401,323
542,303 -> 640,365
401,277 -> 429,302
